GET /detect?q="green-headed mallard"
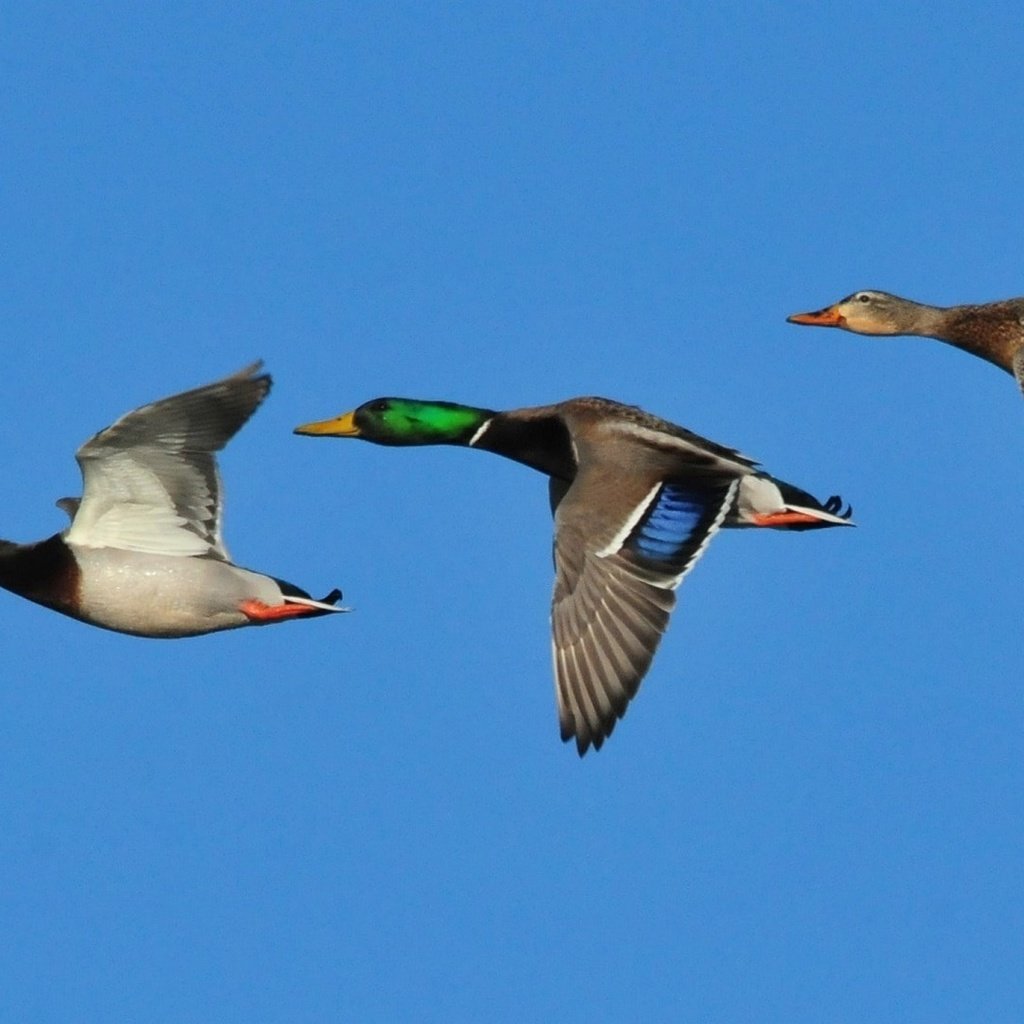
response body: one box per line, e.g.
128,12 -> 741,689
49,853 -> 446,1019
788,290 -> 1024,392
295,396 -> 852,755
0,363 -> 346,637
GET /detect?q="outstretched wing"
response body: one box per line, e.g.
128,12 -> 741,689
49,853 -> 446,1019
64,363 -> 270,558
551,474 -> 738,755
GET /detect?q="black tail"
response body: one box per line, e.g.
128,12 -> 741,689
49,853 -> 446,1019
776,481 -> 854,530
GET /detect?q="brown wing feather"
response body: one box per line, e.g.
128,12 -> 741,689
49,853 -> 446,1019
552,543 -> 675,753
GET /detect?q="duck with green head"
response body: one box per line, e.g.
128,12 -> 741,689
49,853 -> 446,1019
296,396 -> 853,755
788,289 -> 1024,394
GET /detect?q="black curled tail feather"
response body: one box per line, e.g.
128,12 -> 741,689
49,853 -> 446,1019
774,480 -> 853,530
275,578 -> 345,605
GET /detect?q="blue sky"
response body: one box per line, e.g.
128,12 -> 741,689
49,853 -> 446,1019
4,3 -> 1023,1021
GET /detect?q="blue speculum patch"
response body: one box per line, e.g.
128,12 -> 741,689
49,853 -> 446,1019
629,484 -> 714,562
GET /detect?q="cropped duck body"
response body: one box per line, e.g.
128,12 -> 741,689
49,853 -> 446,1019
0,363 -> 345,637
296,395 -> 851,755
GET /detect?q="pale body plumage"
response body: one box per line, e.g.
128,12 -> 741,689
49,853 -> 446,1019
0,363 -> 344,636
70,548 -> 303,637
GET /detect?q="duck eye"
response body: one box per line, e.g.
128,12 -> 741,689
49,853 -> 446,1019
368,400 -> 389,413
857,293 -> 871,303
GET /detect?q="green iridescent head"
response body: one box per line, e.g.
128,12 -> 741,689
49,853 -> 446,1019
294,397 -> 493,446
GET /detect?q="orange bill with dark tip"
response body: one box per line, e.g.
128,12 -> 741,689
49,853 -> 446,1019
786,306 -> 846,327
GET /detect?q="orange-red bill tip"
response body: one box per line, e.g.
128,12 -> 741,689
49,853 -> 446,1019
786,306 -> 846,327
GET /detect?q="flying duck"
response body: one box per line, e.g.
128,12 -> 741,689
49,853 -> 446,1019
0,363 -> 345,637
788,289 -> 1024,392
295,396 -> 852,755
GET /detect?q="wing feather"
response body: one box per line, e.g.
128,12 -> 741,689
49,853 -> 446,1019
64,363 -> 270,557
551,475 -> 737,754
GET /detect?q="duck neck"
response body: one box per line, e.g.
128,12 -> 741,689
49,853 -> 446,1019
469,411 -> 576,479
930,304 -> 1019,372
0,534 -> 77,607
893,299 -> 950,337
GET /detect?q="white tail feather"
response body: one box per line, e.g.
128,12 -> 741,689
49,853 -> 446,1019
785,503 -> 854,527
283,595 -> 351,613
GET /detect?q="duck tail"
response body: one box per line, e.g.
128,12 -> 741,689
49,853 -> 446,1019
280,584 -> 351,613
768,479 -> 854,530
734,475 -> 854,530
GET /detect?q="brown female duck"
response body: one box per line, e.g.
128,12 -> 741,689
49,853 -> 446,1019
788,290 -> 1024,391
0,363 -> 346,637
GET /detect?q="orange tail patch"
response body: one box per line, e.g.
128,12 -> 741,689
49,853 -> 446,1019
239,599 -> 325,623
751,510 -> 827,527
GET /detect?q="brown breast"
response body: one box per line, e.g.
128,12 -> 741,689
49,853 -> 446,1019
0,534 -> 82,614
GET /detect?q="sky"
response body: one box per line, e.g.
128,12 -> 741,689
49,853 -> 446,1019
3,3 -> 1023,1021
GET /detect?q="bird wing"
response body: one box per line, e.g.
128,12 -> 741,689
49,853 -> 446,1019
551,471 -> 738,755
64,363 -> 270,558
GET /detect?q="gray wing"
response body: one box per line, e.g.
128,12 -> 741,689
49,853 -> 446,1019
550,471 -> 738,755
64,363 -> 270,558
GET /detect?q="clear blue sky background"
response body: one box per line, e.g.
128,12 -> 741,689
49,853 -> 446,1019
4,4 -> 1023,1021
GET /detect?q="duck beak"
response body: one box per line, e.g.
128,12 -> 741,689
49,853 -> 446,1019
786,305 -> 847,327
294,410 -> 361,437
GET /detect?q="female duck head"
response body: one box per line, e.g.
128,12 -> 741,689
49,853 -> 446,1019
295,398 -> 492,446
787,290 -> 933,335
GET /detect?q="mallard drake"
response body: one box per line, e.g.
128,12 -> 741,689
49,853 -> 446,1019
788,290 -> 1024,391
0,363 -> 346,637
295,396 -> 852,755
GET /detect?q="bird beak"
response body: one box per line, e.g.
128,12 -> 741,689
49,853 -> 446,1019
786,305 -> 847,327
294,410 -> 361,437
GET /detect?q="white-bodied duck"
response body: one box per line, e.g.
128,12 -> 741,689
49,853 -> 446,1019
788,289 -> 1024,393
295,395 -> 852,755
0,363 -> 345,637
